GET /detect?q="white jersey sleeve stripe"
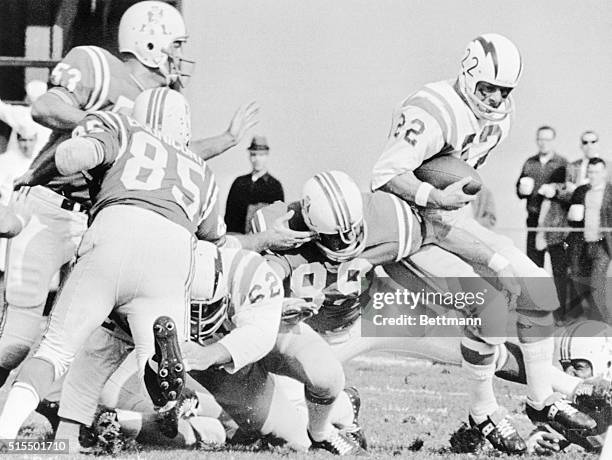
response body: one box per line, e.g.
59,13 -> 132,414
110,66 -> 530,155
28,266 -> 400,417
88,47 -> 110,112
80,47 -> 102,110
405,95 -> 451,143
400,200 -> 414,260
389,194 -> 406,262
422,87 -> 459,147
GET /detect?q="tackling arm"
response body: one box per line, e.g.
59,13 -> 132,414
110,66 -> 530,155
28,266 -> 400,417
31,92 -> 86,131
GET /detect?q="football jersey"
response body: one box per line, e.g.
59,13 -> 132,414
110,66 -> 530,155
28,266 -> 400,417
43,46 -> 148,203
79,111 -> 217,235
200,247 -> 283,373
371,79 -> 513,191
250,192 -> 422,332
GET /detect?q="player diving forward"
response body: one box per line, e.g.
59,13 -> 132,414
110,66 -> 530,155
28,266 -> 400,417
0,0 -> 259,389
0,88 -> 214,440
370,33 -> 596,452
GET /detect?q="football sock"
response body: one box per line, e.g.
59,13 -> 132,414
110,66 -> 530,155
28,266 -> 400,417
0,382 -> 39,439
461,338 -> 498,424
54,419 -> 81,452
520,337 -> 555,404
306,399 -> 335,442
330,390 -> 355,428
549,367 -> 582,396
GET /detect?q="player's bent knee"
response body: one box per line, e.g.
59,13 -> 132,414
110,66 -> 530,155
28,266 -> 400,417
0,304 -> 46,369
516,311 -> 554,343
303,358 -> 345,404
34,341 -> 75,381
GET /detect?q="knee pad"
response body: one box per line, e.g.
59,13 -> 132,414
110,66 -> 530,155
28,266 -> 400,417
0,303 -> 45,369
461,335 -> 498,365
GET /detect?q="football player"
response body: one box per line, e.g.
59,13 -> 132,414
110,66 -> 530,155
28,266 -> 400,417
251,170 -> 517,346
0,0 -> 258,388
370,33 -> 596,452
51,241 -> 361,454
0,88 -> 212,440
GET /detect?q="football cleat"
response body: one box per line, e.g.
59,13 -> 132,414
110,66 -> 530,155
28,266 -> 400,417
469,408 -> 527,454
93,408 -> 124,455
341,387 -> 367,450
152,316 -> 186,406
157,387 -> 200,439
309,428 -> 366,456
527,393 -> 599,452
35,399 -> 60,433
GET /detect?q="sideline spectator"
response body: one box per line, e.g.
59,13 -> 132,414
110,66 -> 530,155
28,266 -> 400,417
0,80 -> 51,157
516,126 -> 568,317
567,158 -> 612,323
225,135 -> 284,233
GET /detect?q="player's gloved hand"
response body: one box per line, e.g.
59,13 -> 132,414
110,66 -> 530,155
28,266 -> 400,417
436,177 -> 478,210
281,297 -> 319,324
226,101 -> 260,145
526,426 -> 567,455
265,210 -> 316,251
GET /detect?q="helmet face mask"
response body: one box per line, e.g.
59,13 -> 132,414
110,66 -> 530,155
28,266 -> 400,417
301,171 -> 367,263
161,41 -> 196,88
189,241 -> 229,345
316,220 -> 366,262
190,296 -> 229,345
458,33 -> 522,121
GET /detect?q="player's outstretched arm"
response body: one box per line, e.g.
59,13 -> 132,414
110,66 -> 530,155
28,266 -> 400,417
233,210 -> 316,253
191,101 -> 259,161
382,172 -> 476,210
31,92 -> 86,131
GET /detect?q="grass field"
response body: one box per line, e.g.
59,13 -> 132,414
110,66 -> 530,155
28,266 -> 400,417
3,352 -> 597,459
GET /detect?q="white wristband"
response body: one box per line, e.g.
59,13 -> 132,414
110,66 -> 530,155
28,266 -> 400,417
488,253 -> 510,272
415,182 -> 435,207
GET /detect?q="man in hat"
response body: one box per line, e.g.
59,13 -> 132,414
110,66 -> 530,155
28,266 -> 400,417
225,135 -> 284,233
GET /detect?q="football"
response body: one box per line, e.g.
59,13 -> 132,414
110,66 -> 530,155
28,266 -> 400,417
414,156 -> 483,195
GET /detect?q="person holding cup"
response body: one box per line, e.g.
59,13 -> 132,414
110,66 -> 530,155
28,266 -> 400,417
566,157 -> 612,323
516,126 -> 568,267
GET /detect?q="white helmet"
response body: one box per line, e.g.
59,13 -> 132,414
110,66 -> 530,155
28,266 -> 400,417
559,321 -> 612,379
457,33 -> 522,121
118,1 -> 194,86
190,241 -> 229,345
301,170 -> 366,262
132,87 -> 191,146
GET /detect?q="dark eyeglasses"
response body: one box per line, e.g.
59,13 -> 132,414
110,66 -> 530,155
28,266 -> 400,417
582,139 -> 598,145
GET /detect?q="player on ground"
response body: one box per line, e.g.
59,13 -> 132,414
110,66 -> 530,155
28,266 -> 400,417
370,33 -> 596,452
0,88 -> 210,440
0,0 -> 258,388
